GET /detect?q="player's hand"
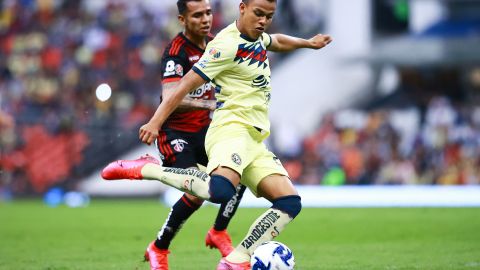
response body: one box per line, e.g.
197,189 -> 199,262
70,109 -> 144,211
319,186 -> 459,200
308,34 -> 332,50
139,122 -> 159,145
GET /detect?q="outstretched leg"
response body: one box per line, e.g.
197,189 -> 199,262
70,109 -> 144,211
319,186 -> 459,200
102,156 -> 238,204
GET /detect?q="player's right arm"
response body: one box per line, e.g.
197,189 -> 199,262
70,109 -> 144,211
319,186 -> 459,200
163,81 -> 216,112
139,70 -> 207,145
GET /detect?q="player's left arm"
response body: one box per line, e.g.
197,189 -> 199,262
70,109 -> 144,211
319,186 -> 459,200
267,33 -> 332,52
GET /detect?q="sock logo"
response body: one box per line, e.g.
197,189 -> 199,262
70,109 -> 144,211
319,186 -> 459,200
183,179 -> 194,191
222,190 -> 239,218
271,226 -> 280,237
240,210 -> 281,250
163,168 -> 209,182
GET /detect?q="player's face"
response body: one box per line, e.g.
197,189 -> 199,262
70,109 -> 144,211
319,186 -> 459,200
239,0 -> 276,40
179,0 -> 213,37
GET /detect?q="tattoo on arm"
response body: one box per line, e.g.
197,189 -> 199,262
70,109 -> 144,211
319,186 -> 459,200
162,81 -> 216,112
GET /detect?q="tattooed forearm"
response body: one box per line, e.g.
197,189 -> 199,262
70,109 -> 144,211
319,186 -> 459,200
162,81 -> 215,112
179,98 -> 216,111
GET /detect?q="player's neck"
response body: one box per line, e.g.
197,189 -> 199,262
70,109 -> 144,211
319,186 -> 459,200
183,31 -> 207,50
235,20 -> 256,41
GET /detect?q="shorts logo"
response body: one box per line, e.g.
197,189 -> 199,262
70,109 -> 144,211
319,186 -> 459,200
231,153 -> 242,166
171,139 -> 188,152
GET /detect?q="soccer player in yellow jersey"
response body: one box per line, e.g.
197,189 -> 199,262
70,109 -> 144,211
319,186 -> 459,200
102,0 -> 332,269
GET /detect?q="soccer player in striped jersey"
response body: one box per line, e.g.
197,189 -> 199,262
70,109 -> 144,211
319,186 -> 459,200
102,0 -> 332,269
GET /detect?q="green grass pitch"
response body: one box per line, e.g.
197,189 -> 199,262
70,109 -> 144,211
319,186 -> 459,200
1,199 -> 479,270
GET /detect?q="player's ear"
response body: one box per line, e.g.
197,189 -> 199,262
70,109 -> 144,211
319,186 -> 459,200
178,14 -> 186,26
239,2 -> 246,15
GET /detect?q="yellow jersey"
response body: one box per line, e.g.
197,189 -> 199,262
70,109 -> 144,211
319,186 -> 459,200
192,22 -> 273,138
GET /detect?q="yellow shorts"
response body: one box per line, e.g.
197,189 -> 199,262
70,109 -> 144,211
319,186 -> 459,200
205,122 -> 289,196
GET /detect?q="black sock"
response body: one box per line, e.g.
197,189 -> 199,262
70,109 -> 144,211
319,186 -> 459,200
155,194 -> 202,249
213,184 -> 247,231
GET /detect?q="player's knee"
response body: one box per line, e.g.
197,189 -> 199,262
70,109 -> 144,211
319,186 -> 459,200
272,195 -> 302,218
184,193 -> 204,206
209,174 -> 236,204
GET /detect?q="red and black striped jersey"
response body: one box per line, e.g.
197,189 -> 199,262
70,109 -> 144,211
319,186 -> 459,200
160,32 -> 214,132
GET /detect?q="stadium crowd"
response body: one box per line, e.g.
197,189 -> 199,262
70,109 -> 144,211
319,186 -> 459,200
275,94 -> 480,186
0,0 -> 322,195
0,0 -> 478,196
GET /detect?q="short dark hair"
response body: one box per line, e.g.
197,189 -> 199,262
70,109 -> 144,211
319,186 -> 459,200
177,0 -> 201,15
242,0 -> 276,4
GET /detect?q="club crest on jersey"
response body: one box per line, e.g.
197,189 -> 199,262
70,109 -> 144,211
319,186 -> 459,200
231,153 -> 242,165
234,42 -> 268,69
171,139 -> 188,152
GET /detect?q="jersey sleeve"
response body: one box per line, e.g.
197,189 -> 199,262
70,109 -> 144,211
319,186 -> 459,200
261,32 -> 272,48
192,38 -> 235,82
160,54 -> 188,83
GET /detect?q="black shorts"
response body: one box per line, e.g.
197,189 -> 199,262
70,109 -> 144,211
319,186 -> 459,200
155,126 -> 208,168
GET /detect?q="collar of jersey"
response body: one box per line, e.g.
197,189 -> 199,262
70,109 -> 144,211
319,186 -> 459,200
234,21 -> 258,42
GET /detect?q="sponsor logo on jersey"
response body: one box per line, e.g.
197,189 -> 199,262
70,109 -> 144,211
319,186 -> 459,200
164,60 -> 176,76
189,55 -> 200,62
252,75 -> 270,89
171,139 -> 188,152
234,42 -> 268,69
231,153 -> 242,165
188,82 -> 211,98
175,64 -> 183,76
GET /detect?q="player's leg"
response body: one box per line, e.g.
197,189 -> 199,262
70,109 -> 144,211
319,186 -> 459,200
145,130 -> 204,270
102,157 -> 227,201
102,156 -> 242,203
224,175 -> 300,263
218,145 -> 301,269
102,124 -> 249,204
154,130 -> 206,248
187,127 -> 247,257
206,183 -> 247,257
153,193 -> 203,249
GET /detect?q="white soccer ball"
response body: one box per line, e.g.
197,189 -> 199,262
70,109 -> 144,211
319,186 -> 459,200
250,241 -> 295,270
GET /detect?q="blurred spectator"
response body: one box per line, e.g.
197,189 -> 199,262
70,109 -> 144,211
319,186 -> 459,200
278,94 -> 480,186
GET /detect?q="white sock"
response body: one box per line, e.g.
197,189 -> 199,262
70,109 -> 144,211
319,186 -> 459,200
226,208 -> 293,263
141,164 -> 211,200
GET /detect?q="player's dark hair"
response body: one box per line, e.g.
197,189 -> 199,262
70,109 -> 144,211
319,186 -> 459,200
177,0 -> 201,15
242,0 -> 276,4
